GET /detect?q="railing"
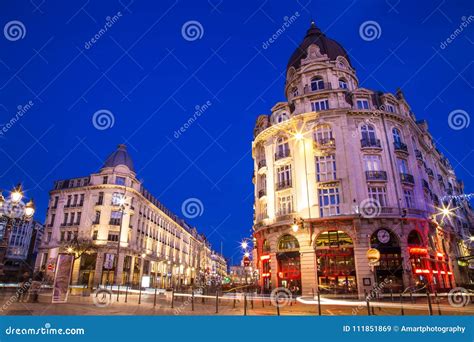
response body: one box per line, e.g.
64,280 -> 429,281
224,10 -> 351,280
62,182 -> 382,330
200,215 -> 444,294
276,179 -> 292,190
314,137 -> 336,149
415,149 -> 423,161
393,141 -> 408,153
109,219 -> 122,226
422,179 -> 430,191
258,189 -> 266,198
400,173 -> 415,184
426,168 -> 434,177
365,170 -> 387,181
274,150 -> 290,160
361,138 -> 381,148
257,159 -> 266,169
304,82 -> 333,94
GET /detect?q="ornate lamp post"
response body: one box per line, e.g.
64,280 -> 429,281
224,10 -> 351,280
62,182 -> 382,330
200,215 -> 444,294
0,184 -> 35,277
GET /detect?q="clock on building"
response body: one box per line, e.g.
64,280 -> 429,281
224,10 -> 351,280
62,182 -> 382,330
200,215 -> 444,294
377,229 -> 390,244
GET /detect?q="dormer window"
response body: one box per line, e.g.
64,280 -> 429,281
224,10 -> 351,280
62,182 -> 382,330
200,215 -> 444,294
338,78 -> 348,89
292,87 -> 299,97
275,113 -> 288,123
310,77 -> 325,91
356,99 -> 370,110
385,104 -> 395,113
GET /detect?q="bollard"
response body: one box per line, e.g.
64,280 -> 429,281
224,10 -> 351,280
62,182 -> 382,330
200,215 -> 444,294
366,297 -> 371,316
192,289 -> 195,311
410,291 -> 414,304
233,290 -> 236,309
317,292 -> 322,316
251,293 -> 254,309
244,293 -> 247,316
276,300 -> 280,316
154,287 -> 158,307
171,288 -> 175,309
434,292 -> 442,315
426,290 -> 433,316
116,284 -> 120,302
215,291 -> 219,314
125,284 -> 129,303
138,286 -> 142,304
390,289 -> 394,302
400,294 -> 404,316
262,295 -> 265,308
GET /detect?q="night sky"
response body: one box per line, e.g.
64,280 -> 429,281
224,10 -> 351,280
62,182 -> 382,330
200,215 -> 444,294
0,0 -> 473,264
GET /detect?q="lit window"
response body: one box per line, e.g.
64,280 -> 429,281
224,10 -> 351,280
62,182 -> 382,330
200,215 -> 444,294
116,177 -> 126,185
368,186 -> 387,207
111,192 -> 124,206
277,195 -> 293,216
311,99 -> 329,111
313,124 -> 333,144
276,165 -> 292,188
318,187 -> 340,217
357,99 -> 370,109
316,155 -> 336,182
392,128 -> 402,144
363,155 -> 381,171
397,158 -> 409,174
361,124 -> 377,141
404,189 -> 414,208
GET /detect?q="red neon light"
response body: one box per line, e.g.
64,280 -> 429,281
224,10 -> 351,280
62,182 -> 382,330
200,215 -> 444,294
447,271 -> 452,275
440,271 -> 446,275
262,273 -> 270,278
436,252 -> 444,257
414,269 -> 430,274
260,255 -> 270,261
409,247 -> 428,254
432,270 -> 438,274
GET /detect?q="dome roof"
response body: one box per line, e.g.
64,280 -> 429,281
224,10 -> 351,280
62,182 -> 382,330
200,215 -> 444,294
287,21 -> 352,71
102,144 -> 135,172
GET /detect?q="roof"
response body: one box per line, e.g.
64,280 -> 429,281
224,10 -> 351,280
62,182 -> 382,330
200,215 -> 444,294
102,144 -> 135,172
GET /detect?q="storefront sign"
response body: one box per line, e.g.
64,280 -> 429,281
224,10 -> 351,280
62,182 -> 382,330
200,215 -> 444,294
141,275 -> 150,288
103,253 -> 115,270
366,248 -> 380,265
52,254 -> 74,303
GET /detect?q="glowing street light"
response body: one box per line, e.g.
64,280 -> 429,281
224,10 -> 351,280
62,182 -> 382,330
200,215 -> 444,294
10,184 -> 23,204
241,241 -> 248,250
244,252 -> 250,258
294,132 -> 304,141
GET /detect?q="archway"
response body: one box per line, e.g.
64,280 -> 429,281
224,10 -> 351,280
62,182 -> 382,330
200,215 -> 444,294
277,234 -> 301,295
370,229 -> 404,293
315,230 -> 357,294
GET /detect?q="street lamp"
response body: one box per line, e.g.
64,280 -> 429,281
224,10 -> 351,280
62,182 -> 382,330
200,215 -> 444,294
0,184 -> 35,277
113,192 -> 128,286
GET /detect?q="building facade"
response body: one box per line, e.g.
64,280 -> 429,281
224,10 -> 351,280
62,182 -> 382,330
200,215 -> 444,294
35,144 -> 226,288
252,22 -> 474,297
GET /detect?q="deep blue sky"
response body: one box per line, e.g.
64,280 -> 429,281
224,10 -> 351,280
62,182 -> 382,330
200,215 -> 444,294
0,0 -> 473,264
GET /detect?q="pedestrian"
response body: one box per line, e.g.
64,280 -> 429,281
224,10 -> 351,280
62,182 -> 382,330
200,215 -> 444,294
29,272 -> 43,303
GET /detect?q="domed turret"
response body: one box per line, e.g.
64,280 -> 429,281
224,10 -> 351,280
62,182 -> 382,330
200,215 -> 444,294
287,21 -> 352,71
102,144 -> 135,172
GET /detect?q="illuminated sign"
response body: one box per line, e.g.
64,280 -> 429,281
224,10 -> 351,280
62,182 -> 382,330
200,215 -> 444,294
409,247 -> 428,254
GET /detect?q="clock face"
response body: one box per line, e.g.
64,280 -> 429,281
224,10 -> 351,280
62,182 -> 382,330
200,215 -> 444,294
377,229 -> 390,244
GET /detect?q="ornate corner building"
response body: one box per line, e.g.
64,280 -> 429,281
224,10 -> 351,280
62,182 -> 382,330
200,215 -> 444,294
35,144 -> 227,288
252,22 -> 474,297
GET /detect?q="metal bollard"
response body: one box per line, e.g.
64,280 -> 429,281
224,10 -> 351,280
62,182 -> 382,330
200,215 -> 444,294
192,290 -> 195,311
400,294 -> 404,316
125,284 -> 129,303
366,297 -> 371,316
138,286 -> 142,304
317,292 -> 322,316
153,287 -> 157,307
426,290 -> 433,316
244,293 -> 247,316
434,292 -> 442,315
215,291 -> 219,314
276,300 -> 280,316
171,288 -> 175,309
116,284 -> 120,302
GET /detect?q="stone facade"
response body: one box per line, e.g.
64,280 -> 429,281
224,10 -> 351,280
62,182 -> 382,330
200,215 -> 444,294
252,22 -> 474,298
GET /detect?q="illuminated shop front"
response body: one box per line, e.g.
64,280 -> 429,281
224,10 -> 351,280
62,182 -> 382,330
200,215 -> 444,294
277,234 -> 301,294
260,240 -> 272,293
315,230 -> 357,294
370,229 -> 404,292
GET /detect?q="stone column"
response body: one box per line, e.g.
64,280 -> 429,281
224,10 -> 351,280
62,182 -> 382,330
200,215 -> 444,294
70,256 -> 81,285
115,253 -> 125,285
399,240 -> 413,290
93,252 -> 104,287
269,252 -> 278,291
300,247 -> 317,296
354,235 -> 374,299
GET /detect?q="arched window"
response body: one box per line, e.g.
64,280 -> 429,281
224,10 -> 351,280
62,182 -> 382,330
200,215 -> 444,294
310,77 -> 325,91
314,124 -> 333,144
276,136 -> 290,157
392,128 -> 402,144
262,239 -> 270,252
361,124 -> 376,141
291,87 -> 298,97
278,234 -> 299,251
315,230 -> 353,248
338,78 -> 348,89
275,113 -> 288,123
407,230 -> 422,246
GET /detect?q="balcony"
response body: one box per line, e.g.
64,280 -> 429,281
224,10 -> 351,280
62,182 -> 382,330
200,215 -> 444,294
365,170 -> 387,181
304,82 -> 332,94
109,219 -> 122,226
393,141 -> 408,154
314,137 -> 336,149
422,179 -> 430,192
361,138 -> 381,149
257,159 -> 266,170
400,173 -> 415,185
258,189 -> 267,198
415,149 -> 423,161
275,150 -> 290,161
437,174 -> 444,183
276,179 -> 292,190
425,168 -> 434,178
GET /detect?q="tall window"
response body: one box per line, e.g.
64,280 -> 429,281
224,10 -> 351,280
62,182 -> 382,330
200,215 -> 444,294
110,211 -> 122,225
311,99 -> 329,111
392,128 -> 402,144
116,176 -> 126,185
368,186 -> 387,207
397,158 -> 409,174
310,77 -> 324,91
277,195 -> 293,215
112,192 -> 124,206
97,192 -> 104,205
404,189 -> 414,208
386,104 -> 395,113
276,165 -> 292,187
259,174 -> 267,192
361,124 -> 376,141
357,99 -> 370,109
314,124 -> 333,144
363,155 -> 381,171
316,155 -> 336,182
292,87 -> 298,97
318,187 -> 340,217
276,137 -> 290,157
339,78 -> 348,89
